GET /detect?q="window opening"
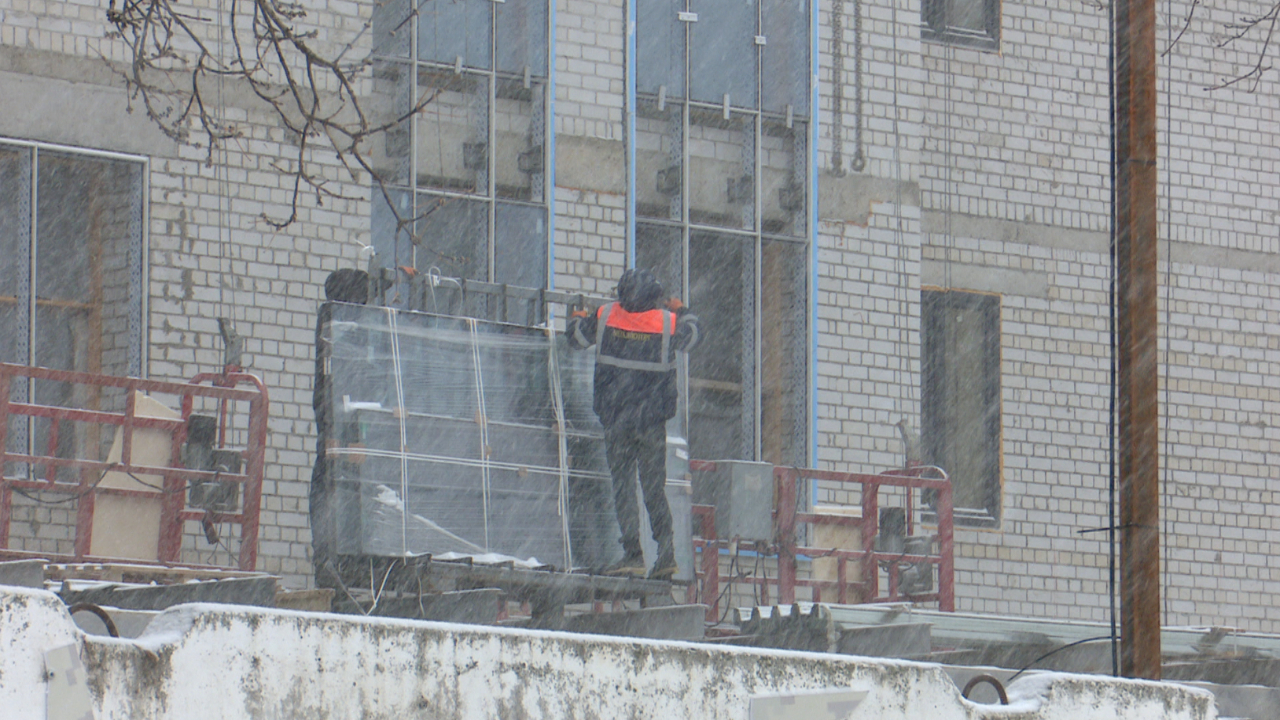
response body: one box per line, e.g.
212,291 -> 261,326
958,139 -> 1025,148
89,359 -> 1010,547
0,141 -> 146,480
922,0 -> 1000,50
921,288 -> 1002,525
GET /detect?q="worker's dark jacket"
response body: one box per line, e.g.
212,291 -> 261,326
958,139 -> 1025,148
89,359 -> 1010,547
569,303 -> 701,428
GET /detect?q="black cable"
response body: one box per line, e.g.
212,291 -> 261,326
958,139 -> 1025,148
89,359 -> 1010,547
7,463 -> 116,505
1008,635 -> 1115,684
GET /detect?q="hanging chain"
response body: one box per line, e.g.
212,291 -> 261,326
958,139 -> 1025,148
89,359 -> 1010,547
851,0 -> 866,172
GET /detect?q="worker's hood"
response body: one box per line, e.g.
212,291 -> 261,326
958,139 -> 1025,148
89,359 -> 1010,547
617,268 -> 664,313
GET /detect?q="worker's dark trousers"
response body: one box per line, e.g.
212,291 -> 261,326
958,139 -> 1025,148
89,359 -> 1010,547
604,421 -> 672,560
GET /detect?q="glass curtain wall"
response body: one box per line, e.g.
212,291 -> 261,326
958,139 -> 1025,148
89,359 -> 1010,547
371,0 -> 551,298
634,0 -> 811,466
0,141 -> 146,478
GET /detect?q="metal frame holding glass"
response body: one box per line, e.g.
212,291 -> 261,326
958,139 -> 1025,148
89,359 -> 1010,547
370,0 -> 554,295
627,0 -> 814,467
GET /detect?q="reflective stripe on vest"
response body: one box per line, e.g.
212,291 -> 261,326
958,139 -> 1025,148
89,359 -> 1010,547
594,302 -> 675,372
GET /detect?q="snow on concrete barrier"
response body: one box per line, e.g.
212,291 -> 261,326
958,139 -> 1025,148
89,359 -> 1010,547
0,586 -> 1214,720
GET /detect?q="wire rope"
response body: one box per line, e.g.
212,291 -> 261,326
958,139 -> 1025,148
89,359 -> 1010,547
387,308 -> 412,555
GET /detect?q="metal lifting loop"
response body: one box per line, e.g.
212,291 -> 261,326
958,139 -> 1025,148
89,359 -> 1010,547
961,674 -> 1009,705
68,602 -> 120,638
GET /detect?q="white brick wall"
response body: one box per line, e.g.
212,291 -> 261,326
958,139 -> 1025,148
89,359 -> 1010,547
7,0 -> 1280,633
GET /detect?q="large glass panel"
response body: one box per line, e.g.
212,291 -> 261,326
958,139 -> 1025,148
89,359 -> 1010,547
368,61 -> 415,188
0,146 -> 29,366
414,194 -> 488,282
688,231 -> 755,461
416,70 -> 490,194
417,0 -> 492,70
689,0 -> 758,107
494,202 -> 546,288
371,188 -> 415,305
493,79 -> 544,202
36,153 -> 143,379
636,223 -> 684,297
942,0 -> 990,34
496,0 -> 548,76
688,108 -> 755,230
761,0 -> 809,115
760,118 -> 806,237
637,0 -> 685,97
636,102 -> 683,220
0,146 -> 31,476
372,0 -> 412,58
760,238 -> 806,466
35,153 -> 144,472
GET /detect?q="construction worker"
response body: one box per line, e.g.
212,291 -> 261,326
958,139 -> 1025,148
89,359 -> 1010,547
569,268 -> 701,579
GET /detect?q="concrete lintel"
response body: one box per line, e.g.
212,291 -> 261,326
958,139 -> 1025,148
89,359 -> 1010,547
0,67 -> 177,157
921,260 -> 1050,299
819,173 -> 921,225
556,135 -> 626,194
923,212 -> 1110,256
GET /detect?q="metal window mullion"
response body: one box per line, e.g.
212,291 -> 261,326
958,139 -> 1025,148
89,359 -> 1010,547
487,8 -> 497,283
24,147 -> 38,469
546,0 -> 557,290
410,9 -> 421,274
681,0 -> 691,229
625,0 -> 637,267
136,159 -> 151,378
27,148 -> 37,370
751,1 -> 764,462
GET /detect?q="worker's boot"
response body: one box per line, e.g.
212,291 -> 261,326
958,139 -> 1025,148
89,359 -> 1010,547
604,545 -> 647,577
649,543 -> 677,580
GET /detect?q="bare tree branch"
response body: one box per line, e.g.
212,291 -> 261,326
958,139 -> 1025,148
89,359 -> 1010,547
104,0 -> 441,243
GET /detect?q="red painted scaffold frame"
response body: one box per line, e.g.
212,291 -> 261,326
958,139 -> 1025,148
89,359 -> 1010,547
686,462 -> 955,621
0,362 -> 268,571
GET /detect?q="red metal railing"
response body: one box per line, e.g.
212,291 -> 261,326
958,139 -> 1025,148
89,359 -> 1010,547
0,363 -> 268,570
687,462 -> 954,621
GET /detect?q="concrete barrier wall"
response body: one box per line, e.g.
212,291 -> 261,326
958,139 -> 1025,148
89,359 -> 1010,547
1,587 -> 1214,720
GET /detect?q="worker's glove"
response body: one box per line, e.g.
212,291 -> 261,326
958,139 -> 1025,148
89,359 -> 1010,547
571,308 -> 589,319
665,297 -> 685,313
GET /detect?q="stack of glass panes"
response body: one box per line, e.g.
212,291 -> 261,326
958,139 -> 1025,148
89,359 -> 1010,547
317,302 -> 619,570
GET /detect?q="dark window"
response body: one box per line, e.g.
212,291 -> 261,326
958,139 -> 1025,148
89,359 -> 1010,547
922,289 -> 1001,526
922,0 -> 1000,51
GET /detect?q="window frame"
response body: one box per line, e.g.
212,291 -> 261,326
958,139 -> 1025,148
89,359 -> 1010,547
921,0 -> 1001,52
370,0 -> 555,292
921,287 -> 1003,527
629,0 -> 814,467
0,137 -> 149,378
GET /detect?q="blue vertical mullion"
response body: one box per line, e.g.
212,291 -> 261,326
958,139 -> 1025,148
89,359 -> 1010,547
626,0 -> 638,268
546,0 -> 558,290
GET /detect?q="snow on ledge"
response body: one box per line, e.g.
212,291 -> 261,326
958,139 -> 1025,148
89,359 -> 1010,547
0,586 -> 1215,720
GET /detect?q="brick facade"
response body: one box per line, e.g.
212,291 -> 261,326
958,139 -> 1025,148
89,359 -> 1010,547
3,0 -> 1280,634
